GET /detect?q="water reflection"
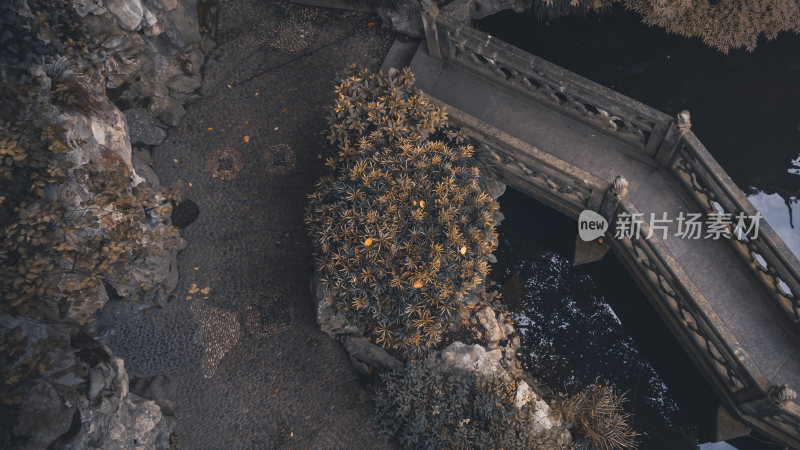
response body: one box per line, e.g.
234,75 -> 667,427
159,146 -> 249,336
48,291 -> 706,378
747,192 -> 800,257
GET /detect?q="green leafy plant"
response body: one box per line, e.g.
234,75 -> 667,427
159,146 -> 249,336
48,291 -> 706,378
374,363 -> 570,449
305,65 -> 500,357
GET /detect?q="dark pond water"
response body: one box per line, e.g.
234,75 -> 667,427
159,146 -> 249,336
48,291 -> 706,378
492,189 -> 786,449
477,6 -> 800,449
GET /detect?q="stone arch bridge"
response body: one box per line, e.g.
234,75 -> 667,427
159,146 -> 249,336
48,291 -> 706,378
392,0 -> 800,446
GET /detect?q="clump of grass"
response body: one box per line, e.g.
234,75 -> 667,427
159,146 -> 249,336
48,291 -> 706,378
555,385 -> 639,449
45,56 -> 103,116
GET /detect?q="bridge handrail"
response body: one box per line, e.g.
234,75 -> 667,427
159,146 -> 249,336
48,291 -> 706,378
426,1 -> 800,331
431,10 -> 673,155
433,88 -> 800,443
613,199 -> 768,397
425,95 -> 607,216
665,130 -> 800,329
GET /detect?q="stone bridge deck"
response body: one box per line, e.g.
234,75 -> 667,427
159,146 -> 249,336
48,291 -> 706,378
408,40 -> 800,445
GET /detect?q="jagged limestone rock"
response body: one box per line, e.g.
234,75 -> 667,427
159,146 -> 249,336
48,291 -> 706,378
476,305 -> 505,345
105,0 -> 144,31
341,335 -> 404,374
437,341 -> 504,377
311,275 -> 364,339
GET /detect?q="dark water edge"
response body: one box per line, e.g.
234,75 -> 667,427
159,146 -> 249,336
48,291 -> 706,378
476,5 -> 800,259
491,188 -> 786,449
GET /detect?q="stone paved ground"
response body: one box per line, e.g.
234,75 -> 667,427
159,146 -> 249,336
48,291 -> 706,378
104,1 -> 396,448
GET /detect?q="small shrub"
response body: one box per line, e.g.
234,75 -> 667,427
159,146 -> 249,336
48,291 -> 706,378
374,363 -> 569,449
555,385 -> 639,449
305,65 -> 500,357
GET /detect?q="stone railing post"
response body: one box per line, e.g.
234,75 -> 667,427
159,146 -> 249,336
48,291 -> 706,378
600,175 -> 629,224
655,110 -> 691,167
419,0 -> 442,59
574,176 -> 628,266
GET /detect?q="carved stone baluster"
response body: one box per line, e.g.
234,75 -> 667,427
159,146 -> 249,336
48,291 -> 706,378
420,0 -> 441,59
656,109 -> 692,167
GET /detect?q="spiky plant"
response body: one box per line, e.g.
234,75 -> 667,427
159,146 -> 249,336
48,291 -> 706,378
554,385 -> 639,449
305,65 -> 500,357
374,363 -> 571,449
45,56 -> 103,116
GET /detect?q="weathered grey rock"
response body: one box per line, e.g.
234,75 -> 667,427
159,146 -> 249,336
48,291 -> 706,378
158,0 -> 200,48
437,342 -> 504,378
142,7 -> 158,27
73,0 -> 106,17
124,108 -> 167,146
476,306 -> 505,344
340,335 -> 404,375
311,276 -> 364,339
152,0 -> 177,12
166,73 -> 202,94
13,381 -> 75,449
379,2 -> 424,38
130,375 -> 176,416
156,101 -> 185,127
513,380 -> 555,434
132,150 -> 160,187
67,357 -> 173,450
105,0 -> 144,31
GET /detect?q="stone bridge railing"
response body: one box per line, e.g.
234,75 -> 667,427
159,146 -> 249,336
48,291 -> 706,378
422,0 -> 800,332
420,0 -> 800,445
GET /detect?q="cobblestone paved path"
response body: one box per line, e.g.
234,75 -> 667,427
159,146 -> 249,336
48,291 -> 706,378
104,1 -> 395,448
